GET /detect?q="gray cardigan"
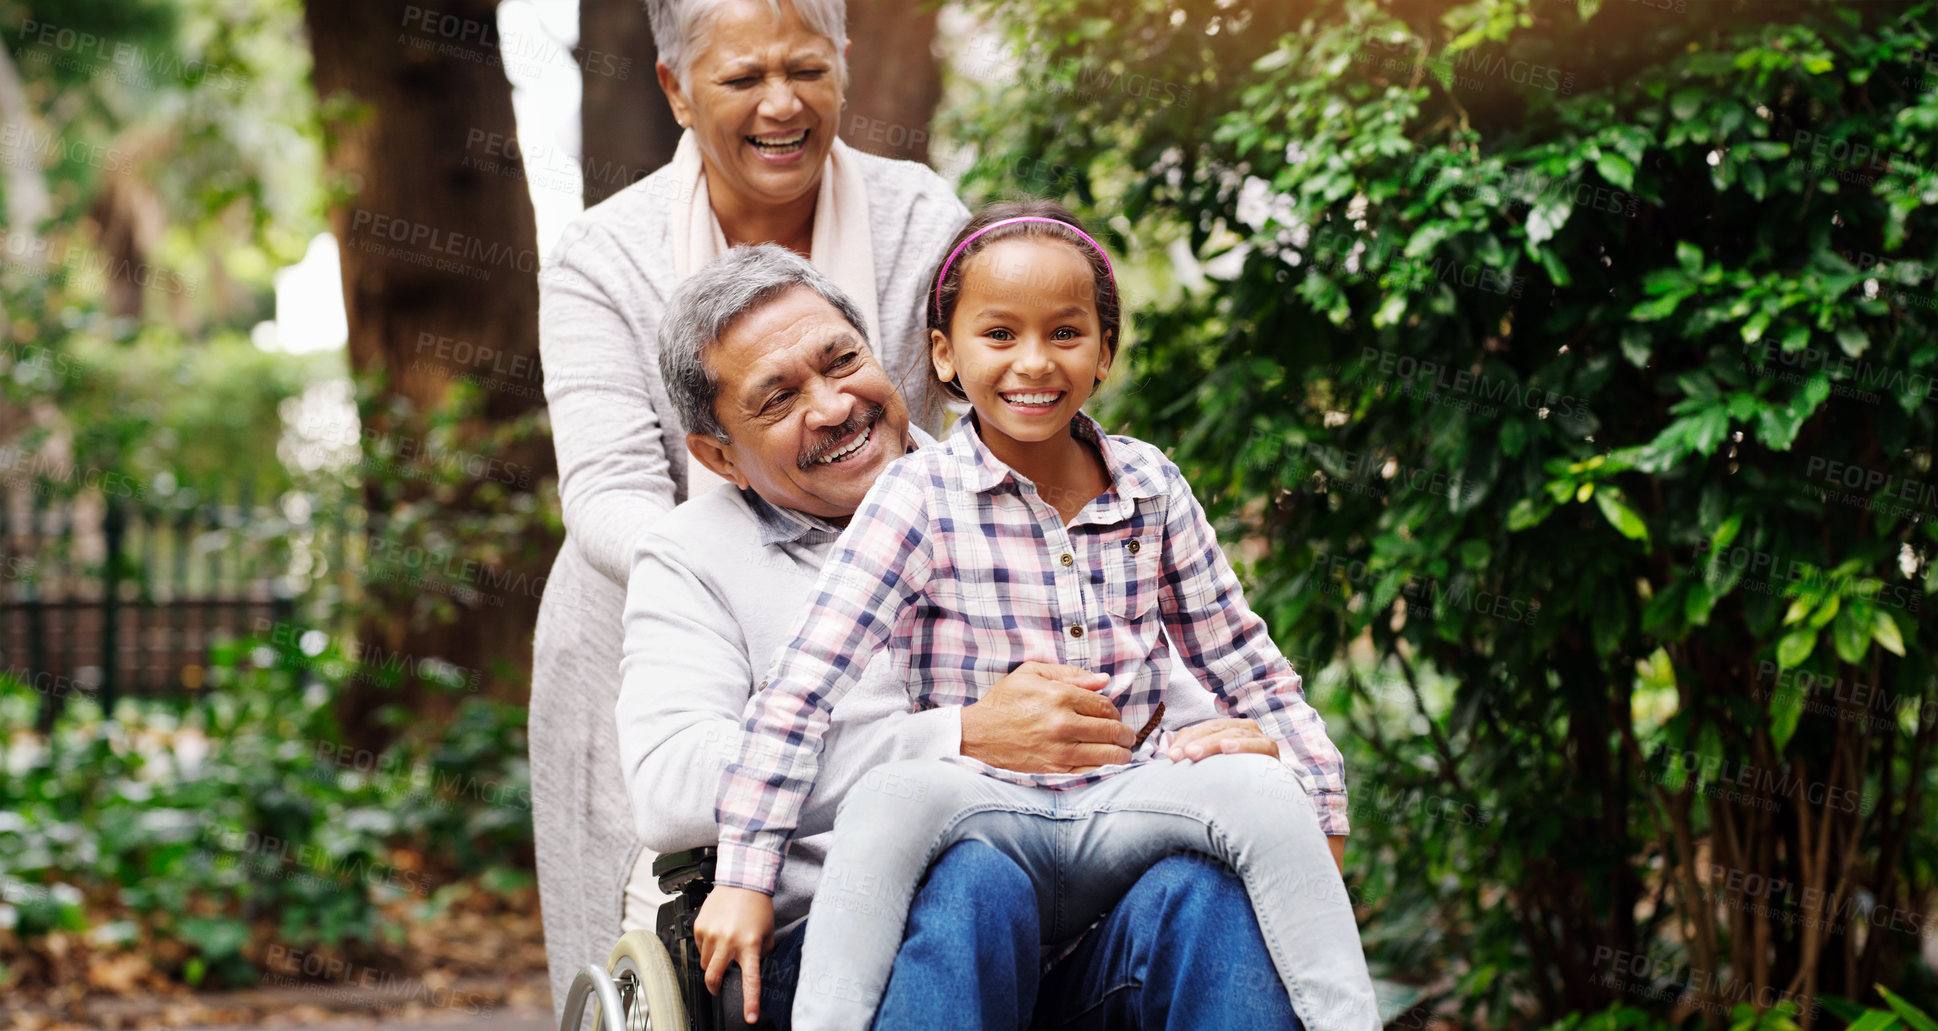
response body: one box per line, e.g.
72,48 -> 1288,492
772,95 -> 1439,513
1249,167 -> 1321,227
529,151 -> 969,1014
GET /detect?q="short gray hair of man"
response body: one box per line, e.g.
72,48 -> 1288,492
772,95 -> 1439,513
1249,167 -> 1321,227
658,243 -> 872,444
645,0 -> 849,84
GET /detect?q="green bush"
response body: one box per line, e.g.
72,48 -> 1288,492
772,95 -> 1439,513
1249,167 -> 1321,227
0,629 -> 531,988
955,0 -> 1936,1024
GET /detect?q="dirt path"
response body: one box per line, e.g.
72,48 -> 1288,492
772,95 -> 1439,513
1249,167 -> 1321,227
1,973 -> 554,1031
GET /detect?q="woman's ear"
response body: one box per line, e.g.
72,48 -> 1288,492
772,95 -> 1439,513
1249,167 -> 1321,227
656,61 -> 693,128
929,328 -> 957,384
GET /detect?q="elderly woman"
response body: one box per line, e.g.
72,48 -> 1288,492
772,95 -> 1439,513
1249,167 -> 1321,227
529,0 -> 965,1009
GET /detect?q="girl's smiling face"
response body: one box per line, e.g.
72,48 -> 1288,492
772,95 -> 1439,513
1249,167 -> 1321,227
930,236 -> 1115,461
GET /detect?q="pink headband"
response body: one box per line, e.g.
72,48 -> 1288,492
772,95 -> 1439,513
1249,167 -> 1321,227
932,216 -> 1117,323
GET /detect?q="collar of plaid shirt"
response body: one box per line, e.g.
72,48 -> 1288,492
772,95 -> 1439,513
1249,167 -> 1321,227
743,424 -> 940,547
951,410 -> 1170,521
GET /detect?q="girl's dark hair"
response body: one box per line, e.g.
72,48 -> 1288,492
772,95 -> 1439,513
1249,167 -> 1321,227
925,200 -> 1121,403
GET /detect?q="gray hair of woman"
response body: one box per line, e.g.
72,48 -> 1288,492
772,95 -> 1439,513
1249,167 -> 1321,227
658,244 -> 872,444
646,0 -> 850,83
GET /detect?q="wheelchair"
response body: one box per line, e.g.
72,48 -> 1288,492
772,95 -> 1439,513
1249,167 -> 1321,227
559,846 -> 738,1031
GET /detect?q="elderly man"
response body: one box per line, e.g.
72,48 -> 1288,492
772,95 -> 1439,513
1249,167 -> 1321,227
619,245 -> 1316,1029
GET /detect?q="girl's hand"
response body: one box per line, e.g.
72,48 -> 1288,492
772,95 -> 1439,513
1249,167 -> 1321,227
694,885 -> 775,1023
1167,718 -> 1280,762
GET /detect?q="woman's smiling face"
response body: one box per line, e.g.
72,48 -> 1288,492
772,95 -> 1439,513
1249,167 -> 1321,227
659,0 -> 843,214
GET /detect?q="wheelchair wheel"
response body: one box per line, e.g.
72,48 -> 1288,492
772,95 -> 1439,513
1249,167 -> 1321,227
598,930 -> 687,1031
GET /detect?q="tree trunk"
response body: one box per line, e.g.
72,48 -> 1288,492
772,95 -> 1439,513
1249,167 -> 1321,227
0,37 -> 51,277
838,0 -> 941,164
579,0 -> 682,208
305,0 -> 555,749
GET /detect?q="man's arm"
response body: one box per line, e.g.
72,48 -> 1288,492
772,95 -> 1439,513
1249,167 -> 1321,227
619,528 -> 960,853
619,537 -> 754,852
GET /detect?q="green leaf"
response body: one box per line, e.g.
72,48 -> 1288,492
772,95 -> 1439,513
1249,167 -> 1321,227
1777,627 -> 1816,669
1500,418 -> 1528,457
1741,160 -> 1767,201
1671,87 -> 1706,121
1743,309 -> 1774,344
1873,611 -> 1906,656
1780,322 -> 1811,352
1836,324 -> 1869,357
1620,325 -> 1651,368
1577,0 -> 1602,20
1807,591 -> 1840,629
1754,401 -> 1812,452
1711,512 -> 1743,550
1594,489 -> 1650,543
1526,202 -> 1571,246
1844,1012 -> 1900,1031
1676,241 -> 1704,275
1595,151 -> 1635,191
1630,291 -> 1688,322
1507,497 -> 1552,531
1878,986 -> 1938,1031
1769,674 -> 1806,752
1684,580 -> 1716,626
1832,606 -> 1873,665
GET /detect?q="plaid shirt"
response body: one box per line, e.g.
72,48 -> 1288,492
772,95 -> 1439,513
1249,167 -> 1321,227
715,412 -> 1349,894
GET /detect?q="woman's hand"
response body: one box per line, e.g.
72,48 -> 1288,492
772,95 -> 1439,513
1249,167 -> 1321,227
1166,718 -> 1281,762
694,885 -> 775,1024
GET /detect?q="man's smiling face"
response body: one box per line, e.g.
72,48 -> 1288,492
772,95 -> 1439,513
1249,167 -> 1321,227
698,286 -> 912,522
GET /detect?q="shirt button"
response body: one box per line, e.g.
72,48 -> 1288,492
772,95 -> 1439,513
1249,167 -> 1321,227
1126,540 -> 1141,555
1069,625 -> 1085,638
1060,553 -> 1074,566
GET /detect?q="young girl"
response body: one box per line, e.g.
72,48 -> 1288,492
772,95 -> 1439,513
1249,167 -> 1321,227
697,201 -> 1380,1030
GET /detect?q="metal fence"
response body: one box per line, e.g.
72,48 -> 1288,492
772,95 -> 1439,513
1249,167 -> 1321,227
0,483 -> 357,729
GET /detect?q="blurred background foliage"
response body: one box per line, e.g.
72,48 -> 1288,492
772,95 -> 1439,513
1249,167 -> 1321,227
0,0 -> 539,1008
2,0 -> 1935,1025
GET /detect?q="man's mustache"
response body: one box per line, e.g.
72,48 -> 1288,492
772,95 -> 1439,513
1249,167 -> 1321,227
797,403 -> 886,470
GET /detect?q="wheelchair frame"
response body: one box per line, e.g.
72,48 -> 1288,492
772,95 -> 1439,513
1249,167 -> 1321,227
559,846 -> 733,1031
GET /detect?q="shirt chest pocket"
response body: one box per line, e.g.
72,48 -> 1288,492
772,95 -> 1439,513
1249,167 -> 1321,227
1094,531 -> 1158,621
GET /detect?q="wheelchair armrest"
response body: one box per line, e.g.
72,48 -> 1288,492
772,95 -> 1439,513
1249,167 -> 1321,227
653,845 -> 718,896
651,847 -> 725,1030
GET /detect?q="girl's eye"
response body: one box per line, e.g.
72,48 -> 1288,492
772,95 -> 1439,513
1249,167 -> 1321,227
1053,327 -> 1080,341
985,329 -> 1013,342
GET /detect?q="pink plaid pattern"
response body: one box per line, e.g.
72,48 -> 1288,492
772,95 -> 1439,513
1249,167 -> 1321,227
715,413 -> 1349,893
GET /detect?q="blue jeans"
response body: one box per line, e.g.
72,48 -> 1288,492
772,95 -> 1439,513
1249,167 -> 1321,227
728,840 -> 1303,1030
794,756 -> 1378,1030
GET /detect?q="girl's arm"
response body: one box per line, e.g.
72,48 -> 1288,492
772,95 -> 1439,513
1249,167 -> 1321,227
713,462 -> 939,893
1153,460 -> 1351,837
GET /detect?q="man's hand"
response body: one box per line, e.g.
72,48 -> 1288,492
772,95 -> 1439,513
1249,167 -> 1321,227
961,662 -> 1135,774
1166,718 -> 1280,763
693,885 -> 774,1024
